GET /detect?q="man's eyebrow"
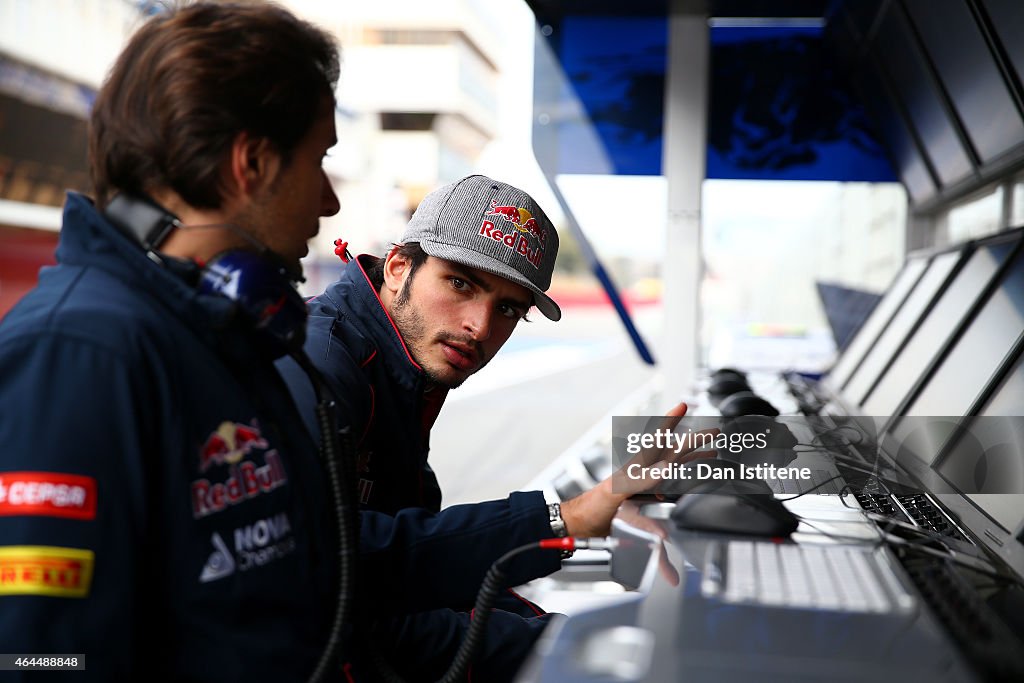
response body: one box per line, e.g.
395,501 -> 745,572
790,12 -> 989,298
448,263 -> 492,291
448,263 -> 531,309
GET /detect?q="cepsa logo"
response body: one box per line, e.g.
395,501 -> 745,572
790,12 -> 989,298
191,420 -> 287,519
479,200 -> 546,269
0,472 -> 96,520
0,546 -> 95,598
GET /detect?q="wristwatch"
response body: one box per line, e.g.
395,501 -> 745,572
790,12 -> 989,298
548,503 -> 573,559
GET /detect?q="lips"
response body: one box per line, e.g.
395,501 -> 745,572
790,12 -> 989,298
440,342 -> 478,372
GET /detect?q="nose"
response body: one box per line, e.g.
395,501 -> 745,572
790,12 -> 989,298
463,301 -> 492,342
321,169 -> 340,217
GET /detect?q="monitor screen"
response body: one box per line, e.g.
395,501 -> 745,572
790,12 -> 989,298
845,251 -> 961,407
862,241 -> 1018,417
827,258 -> 928,390
904,0 -> 1024,164
936,353 -> 1024,532
981,0 -> 1024,118
901,243 -> 1024,420
873,2 -> 974,187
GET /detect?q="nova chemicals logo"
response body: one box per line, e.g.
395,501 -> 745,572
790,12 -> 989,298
198,513 -> 296,583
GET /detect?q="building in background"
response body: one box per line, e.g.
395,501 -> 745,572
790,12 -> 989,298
284,0 -> 532,294
0,0 -> 533,304
0,0 -> 148,314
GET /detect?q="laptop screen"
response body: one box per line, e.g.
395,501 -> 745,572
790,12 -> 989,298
862,240 -> 1018,417
897,243 -> 1024,426
844,251 -> 962,407
826,258 -> 928,391
935,352 -> 1024,533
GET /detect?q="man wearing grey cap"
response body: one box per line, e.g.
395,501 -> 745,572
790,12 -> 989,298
278,175 -> 681,680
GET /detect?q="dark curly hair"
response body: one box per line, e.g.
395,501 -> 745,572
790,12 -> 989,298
88,2 -> 340,209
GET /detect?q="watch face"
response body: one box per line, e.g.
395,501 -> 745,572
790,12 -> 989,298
548,504 -> 568,537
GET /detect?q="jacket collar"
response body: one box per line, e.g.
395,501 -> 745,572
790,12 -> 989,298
57,192 -> 266,356
320,254 -> 428,392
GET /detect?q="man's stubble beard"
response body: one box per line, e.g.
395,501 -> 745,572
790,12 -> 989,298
391,277 -> 488,389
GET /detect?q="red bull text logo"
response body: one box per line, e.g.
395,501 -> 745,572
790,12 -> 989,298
481,200 -> 546,269
193,421 -> 285,518
199,421 -> 269,472
191,451 -> 287,519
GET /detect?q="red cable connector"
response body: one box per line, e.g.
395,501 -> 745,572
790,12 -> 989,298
538,537 -> 618,552
334,239 -> 351,263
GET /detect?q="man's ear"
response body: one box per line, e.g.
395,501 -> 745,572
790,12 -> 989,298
381,245 -> 411,297
226,130 -> 280,199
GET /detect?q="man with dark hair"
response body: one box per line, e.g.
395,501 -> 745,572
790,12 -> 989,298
0,6 -> 566,681
280,175 -> 691,680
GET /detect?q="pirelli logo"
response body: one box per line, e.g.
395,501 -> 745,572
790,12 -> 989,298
0,546 -> 95,598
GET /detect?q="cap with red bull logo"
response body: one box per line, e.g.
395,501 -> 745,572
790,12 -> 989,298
485,201 -> 548,246
400,175 -> 561,321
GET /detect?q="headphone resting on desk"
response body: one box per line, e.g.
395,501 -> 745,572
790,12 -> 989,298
103,192 -> 307,358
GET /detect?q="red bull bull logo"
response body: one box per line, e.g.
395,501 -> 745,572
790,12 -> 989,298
480,201 -> 546,270
485,200 -> 548,246
199,421 -> 269,472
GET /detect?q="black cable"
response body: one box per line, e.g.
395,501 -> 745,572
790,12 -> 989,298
367,541 -> 567,683
776,475 -> 844,501
436,543 -> 539,683
292,352 -> 361,683
292,348 -> 565,683
887,534 -> 1022,586
797,498 -> 1022,587
791,517 -> 889,549
793,441 -> 910,491
810,423 -> 869,447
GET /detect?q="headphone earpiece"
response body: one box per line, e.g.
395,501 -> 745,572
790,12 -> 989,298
104,193 -> 307,358
198,250 -> 307,357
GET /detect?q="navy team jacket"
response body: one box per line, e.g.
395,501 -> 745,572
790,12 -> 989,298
0,194 -> 556,681
276,256 -> 561,680
277,254 -> 558,529
280,255 -> 448,515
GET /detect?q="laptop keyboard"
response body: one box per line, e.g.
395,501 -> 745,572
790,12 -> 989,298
854,490 -> 972,543
704,541 -> 913,613
897,552 -> 1024,680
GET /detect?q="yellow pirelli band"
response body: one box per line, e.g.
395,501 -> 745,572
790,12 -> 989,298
0,546 -> 95,598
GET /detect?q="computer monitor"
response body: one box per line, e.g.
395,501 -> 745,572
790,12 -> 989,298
861,239 -> 1019,417
898,242 -> 1024,423
844,251 -> 962,407
904,0 -> 1024,165
934,351 -> 1024,533
827,258 -> 928,391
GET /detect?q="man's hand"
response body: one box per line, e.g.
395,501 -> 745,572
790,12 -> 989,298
560,402 -> 712,538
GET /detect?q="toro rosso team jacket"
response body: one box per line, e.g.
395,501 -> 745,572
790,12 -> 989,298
280,254 -> 448,516
276,255 -> 561,679
0,194 -> 556,681
277,254 -> 560,552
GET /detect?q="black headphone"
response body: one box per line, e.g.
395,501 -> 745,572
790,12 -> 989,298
103,193 -> 307,358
